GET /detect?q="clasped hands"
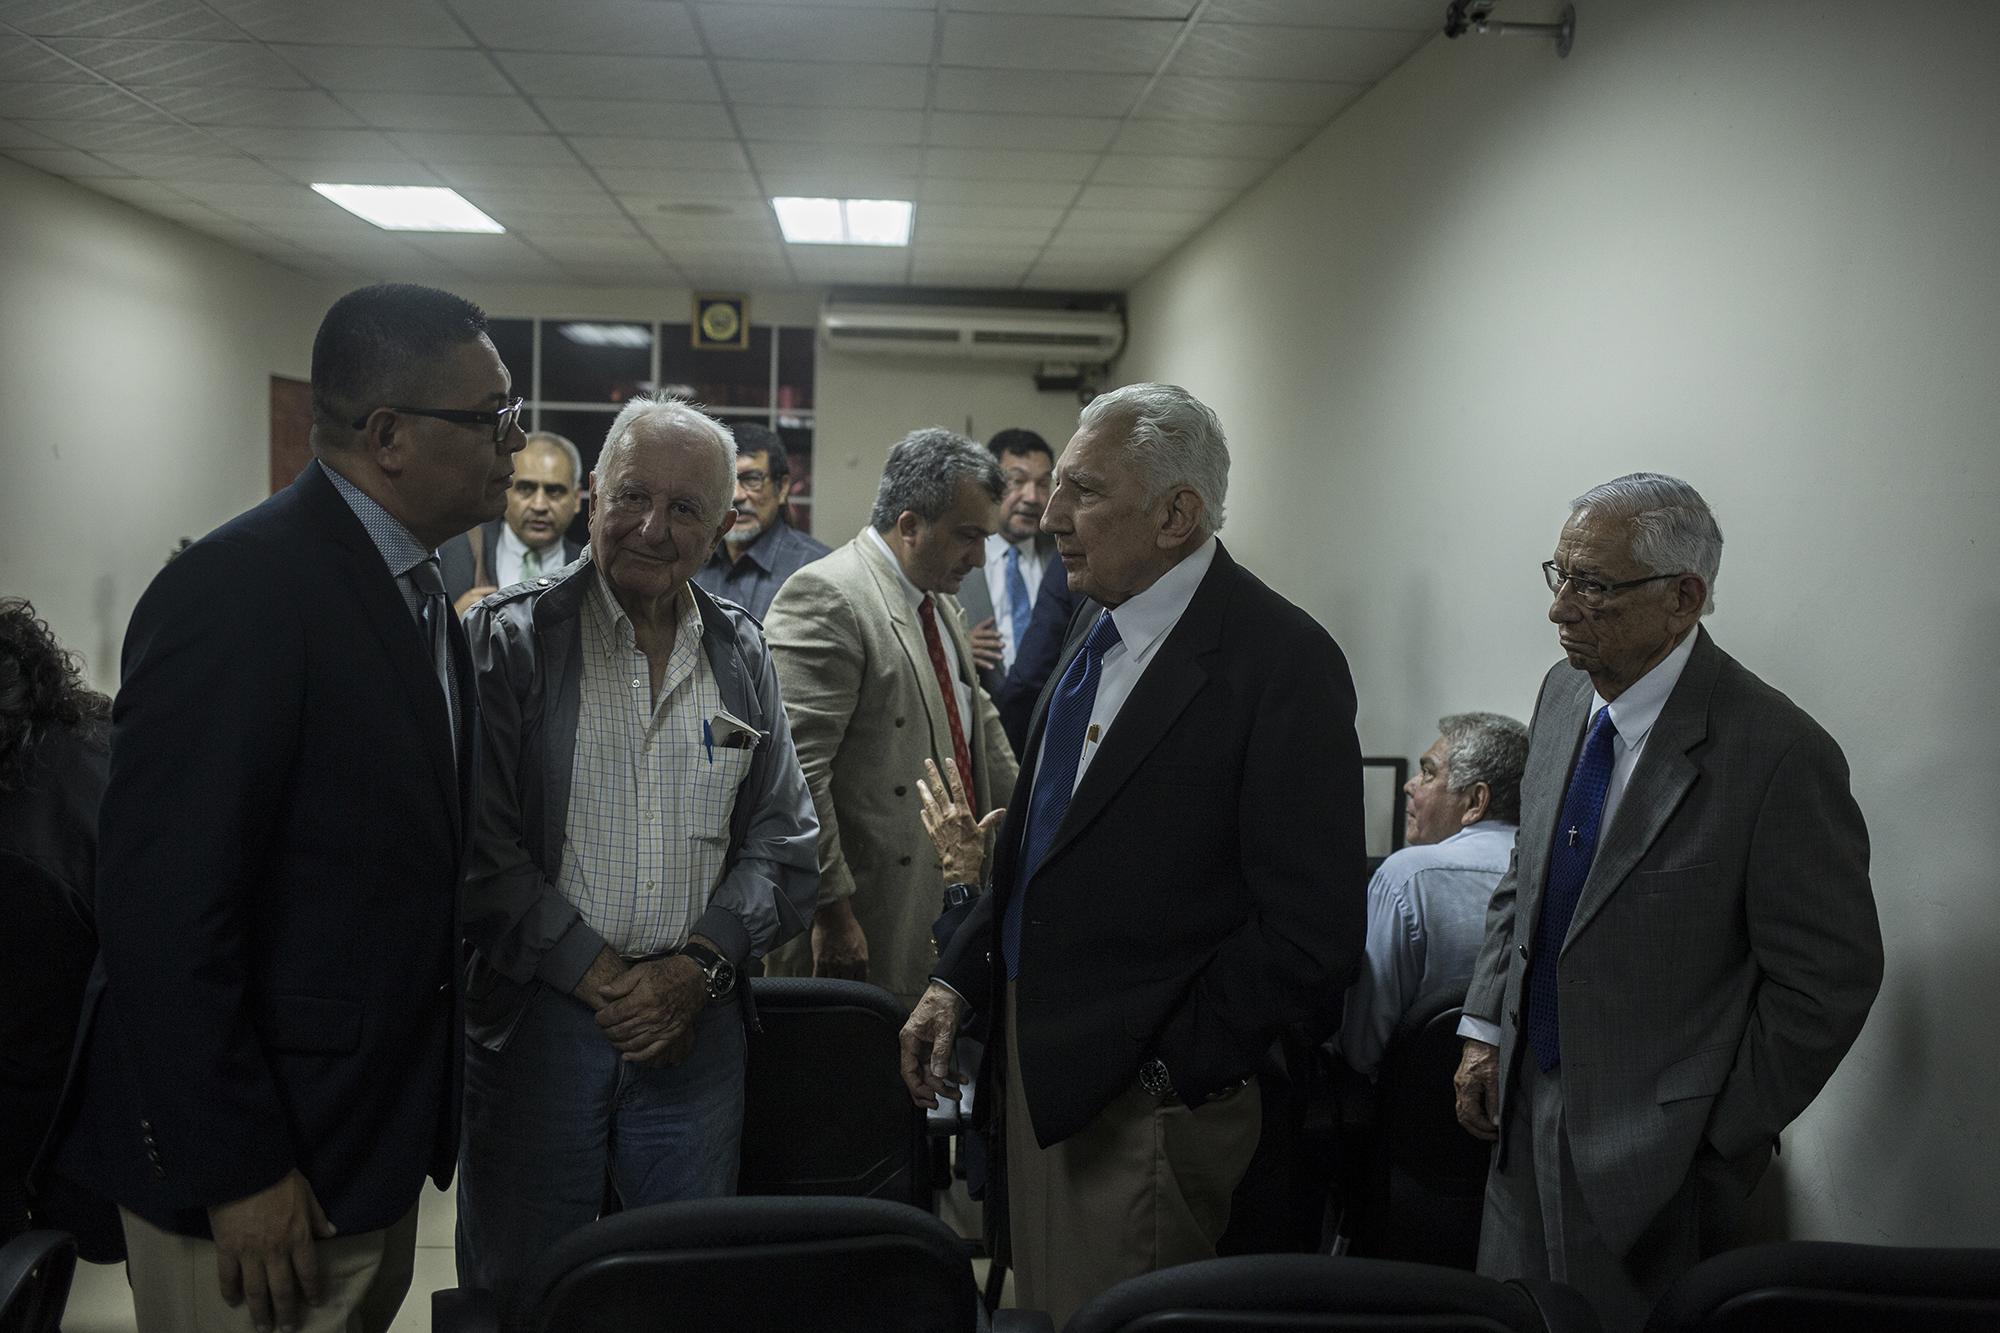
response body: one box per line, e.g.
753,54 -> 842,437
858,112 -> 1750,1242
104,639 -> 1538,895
897,757 -> 1002,1107
573,943 -> 709,1068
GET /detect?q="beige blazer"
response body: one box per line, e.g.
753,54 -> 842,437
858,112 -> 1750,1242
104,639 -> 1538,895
762,529 -> 1018,1005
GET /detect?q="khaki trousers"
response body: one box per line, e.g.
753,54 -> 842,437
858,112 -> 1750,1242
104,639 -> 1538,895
120,1202 -> 419,1333
1003,986 -> 1262,1328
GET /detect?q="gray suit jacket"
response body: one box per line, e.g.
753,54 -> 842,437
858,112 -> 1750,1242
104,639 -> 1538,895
1464,627 -> 1882,1254
762,530 -> 1018,1005
958,532 -> 1057,695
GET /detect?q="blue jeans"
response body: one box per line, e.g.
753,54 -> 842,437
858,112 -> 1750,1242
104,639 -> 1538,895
455,982 -> 746,1305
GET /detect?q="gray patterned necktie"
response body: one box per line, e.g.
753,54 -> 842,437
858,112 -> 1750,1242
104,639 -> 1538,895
407,557 -> 460,758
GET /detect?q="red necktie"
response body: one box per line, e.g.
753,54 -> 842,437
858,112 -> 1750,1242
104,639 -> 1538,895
918,596 -> 974,798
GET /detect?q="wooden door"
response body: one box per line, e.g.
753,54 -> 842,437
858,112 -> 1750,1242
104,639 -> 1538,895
269,375 -> 314,494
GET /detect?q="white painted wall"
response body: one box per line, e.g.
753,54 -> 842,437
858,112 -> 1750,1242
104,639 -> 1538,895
813,350 -> 1084,542
1118,0 -> 2000,1245
0,158 -> 335,691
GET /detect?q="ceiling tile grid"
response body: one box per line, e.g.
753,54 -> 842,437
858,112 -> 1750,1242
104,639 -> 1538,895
0,0 -> 1440,290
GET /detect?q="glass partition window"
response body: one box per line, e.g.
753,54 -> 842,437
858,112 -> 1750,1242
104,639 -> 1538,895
485,316 -> 816,542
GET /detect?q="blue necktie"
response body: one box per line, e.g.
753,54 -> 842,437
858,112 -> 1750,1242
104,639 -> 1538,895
1002,611 -> 1122,979
1525,705 -> 1618,1071
1004,545 -> 1033,658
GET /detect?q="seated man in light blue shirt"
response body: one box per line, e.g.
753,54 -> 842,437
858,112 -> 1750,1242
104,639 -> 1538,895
1330,711 -> 1529,1077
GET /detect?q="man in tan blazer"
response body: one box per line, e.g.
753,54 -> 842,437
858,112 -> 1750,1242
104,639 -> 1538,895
763,428 -> 1019,1006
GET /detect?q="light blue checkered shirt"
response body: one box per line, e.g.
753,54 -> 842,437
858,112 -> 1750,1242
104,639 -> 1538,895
319,460 -> 433,625
557,570 -> 750,956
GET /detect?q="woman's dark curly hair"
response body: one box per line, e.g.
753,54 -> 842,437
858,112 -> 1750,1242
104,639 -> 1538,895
0,597 -> 111,792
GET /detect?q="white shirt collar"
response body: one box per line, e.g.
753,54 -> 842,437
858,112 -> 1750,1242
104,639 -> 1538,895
863,525 -> 926,612
1593,626 -> 1698,747
1104,537 -> 1218,668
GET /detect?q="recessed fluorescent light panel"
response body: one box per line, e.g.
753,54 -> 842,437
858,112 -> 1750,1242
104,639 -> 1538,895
558,323 -> 652,348
311,184 -> 504,233
772,197 -> 913,247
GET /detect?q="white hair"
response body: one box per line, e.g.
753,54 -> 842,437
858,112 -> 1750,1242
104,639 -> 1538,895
1569,472 -> 1723,615
1076,382 -> 1229,535
596,395 -> 737,521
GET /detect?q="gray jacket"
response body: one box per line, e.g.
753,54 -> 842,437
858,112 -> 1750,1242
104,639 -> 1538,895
460,554 -> 819,1049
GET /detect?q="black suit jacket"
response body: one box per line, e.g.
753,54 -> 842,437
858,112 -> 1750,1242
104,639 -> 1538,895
438,517 -> 581,605
51,461 -> 471,1236
937,542 -> 1367,1147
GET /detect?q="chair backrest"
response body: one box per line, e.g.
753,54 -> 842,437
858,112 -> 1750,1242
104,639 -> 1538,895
737,976 -> 932,1208
1644,1240 -> 2000,1332
503,1195 -> 979,1333
1376,993 -> 1492,1194
1065,1254 -> 1600,1333
0,1230 -> 77,1333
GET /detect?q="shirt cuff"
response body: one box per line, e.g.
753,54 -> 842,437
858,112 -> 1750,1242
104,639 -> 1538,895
1457,1014 -> 1502,1046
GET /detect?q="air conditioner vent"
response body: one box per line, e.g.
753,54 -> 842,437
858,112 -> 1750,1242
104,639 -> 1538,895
820,298 -> 1124,363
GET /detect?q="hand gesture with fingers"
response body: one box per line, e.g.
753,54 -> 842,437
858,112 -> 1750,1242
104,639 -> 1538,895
917,756 -> 1004,884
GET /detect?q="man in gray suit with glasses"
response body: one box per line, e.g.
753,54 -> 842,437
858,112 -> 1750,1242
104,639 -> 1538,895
1453,472 -> 1882,1332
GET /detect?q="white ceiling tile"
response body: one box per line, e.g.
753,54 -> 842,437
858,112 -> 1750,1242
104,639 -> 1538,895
926,111 -> 1118,151
717,61 -> 928,111
603,169 -> 763,198
259,157 -> 444,185
1090,152 -> 1267,188
44,37 -> 307,86
451,0 -> 701,57
173,181 -> 332,209
1039,233 -> 1175,261
2,145 -> 123,175
1073,182 -> 1236,211
272,45 -> 513,95
503,217 -> 648,244
784,247 -> 911,278
133,86 -> 364,129
0,0 -> 241,39
910,225 -> 1050,249
920,145 -> 1097,182
912,257 -> 1030,286
558,261 -> 684,286
1169,23 -> 1428,82
733,105 -> 924,146
569,135 -> 747,170
695,6 -> 935,63
1111,117 -> 1308,157
436,161 -> 603,190
214,125 -> 413,160
94,151 -> 288,182
456,186 -> 627,219
1056,208 -> 1206,235
917,202 -> 1063,229
945,0 -> 1191,13
525,235 -> 658,262
497,52 -> 719,101
941,14 -> 1179,73
752,170 -> 916,198
749,141 -> 920,179
659,242 -> 786,266
1137,75 -> 1360,124
535,99 -> 736,138
0,117 -> 65,148
0,34 -> 87,81
933,67 -> 1146,118
403,232 -> 548,261
352,94 -> 547,134
640,213 -> 780,244
916,177 -> 1078,207
29,119 -> 231,154
1024,263 -> 1140,290
0,81 -> 167,119
78,175 -> 201,206
206,0 -> 470,45
386,130 -> 578,165
1201,0 -> 1436,27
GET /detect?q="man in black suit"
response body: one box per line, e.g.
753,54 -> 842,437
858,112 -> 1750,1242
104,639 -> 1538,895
900,383 -> 1366,1324
49,283 -> 524,1333
957,428 -> 1059,700
440,429 -> 584,614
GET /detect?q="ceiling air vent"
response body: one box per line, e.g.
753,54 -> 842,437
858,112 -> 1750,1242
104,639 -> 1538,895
820,299 -> 1125,362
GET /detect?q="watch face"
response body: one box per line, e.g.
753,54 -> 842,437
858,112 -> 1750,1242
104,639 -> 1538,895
707,959 -> 738,998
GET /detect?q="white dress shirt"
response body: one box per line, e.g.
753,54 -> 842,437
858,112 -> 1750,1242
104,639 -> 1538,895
980,532 -> 1048,671
863,526 -> 974,732
1459,626 -> 1699,1046
1038,537 -> 1218,796
495,520 -> 565,588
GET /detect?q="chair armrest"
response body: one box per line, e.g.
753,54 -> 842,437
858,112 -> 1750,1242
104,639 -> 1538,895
432,1286 -> 501,1333
990,1310 -> 1057,1333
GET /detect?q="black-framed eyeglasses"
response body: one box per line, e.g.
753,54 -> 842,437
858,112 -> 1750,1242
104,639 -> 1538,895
735,468 -> 785,492
1542,561 -> 1678,606
351,396 -> 526,445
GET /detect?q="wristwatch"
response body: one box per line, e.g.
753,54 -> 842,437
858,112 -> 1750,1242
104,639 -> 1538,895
679,940 -> 738,1001
1139,1057 -> 1174,1100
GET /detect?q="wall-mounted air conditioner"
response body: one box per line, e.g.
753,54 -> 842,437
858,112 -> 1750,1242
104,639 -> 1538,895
819,299 -> 1125,363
